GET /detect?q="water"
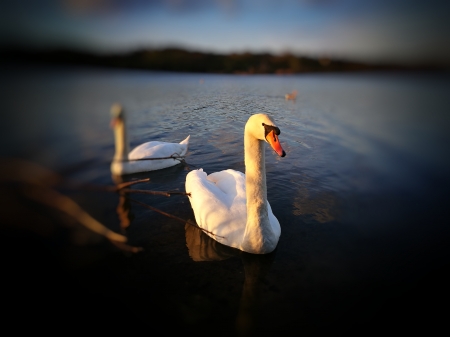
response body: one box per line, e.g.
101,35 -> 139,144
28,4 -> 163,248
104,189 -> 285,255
1,63 -> 450,335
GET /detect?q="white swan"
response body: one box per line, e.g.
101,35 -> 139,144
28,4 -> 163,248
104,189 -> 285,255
185,114 -> 286,254
110,103 -> 190,175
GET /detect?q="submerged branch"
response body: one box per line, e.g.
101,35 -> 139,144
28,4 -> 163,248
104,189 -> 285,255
120,188 -> 170,197
115,178 -> 151,190
0,158 -> 62,186
109,240 -> 143,253
119,188 -> 190,197
63,178 -> 151,193
23,185 -> 127,243
112,153 -> 185,162
0,158 -> 194,252
62,179 -> 191,197
128,197 -> 223,239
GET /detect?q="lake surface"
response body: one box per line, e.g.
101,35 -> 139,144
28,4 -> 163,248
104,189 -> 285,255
1,63 -> 449,335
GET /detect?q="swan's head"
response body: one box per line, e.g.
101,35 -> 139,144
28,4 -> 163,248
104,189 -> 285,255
246,114 -> 286,157
110,103 -> 125,128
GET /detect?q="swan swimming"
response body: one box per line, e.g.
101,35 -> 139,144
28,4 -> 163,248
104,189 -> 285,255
185,113 -> 286,254
110,103 -> 190,175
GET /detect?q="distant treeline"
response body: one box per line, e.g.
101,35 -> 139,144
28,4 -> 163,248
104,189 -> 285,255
0,47 -> 442,74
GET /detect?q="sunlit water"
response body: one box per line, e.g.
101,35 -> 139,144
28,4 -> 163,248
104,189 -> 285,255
1,63 -> 450,335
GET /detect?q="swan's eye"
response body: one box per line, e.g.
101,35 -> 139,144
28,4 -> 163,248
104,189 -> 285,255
262,123 -> 281,139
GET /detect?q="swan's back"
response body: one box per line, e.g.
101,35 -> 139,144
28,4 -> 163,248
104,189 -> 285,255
112,135 -> 190,175
129,135 -> 190,160
185,169 -> 247,248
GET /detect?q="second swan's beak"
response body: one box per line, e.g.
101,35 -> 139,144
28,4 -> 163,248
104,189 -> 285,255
110,117 -> 119,129
266,130 -> 286,157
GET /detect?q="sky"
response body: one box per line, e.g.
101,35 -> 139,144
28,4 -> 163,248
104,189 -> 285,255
1,0 -> 449,66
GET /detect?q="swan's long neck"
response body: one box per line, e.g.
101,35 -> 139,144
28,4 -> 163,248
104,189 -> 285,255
242,129 -> 275,254
113,120 -> 130,161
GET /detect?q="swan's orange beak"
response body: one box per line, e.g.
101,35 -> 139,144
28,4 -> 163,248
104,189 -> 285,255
110,118 -> 119,128
266,130 -> 286,157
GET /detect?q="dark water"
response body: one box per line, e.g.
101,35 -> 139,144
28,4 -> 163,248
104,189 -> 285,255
1,63 -> 450,335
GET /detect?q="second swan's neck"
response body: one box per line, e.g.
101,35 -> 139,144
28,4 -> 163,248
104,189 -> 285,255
113,120 -> 130,161
241,130 -> 275,254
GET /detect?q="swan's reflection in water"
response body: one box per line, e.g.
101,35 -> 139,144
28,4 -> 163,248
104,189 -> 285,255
110,164 -> 187,252
116,192 -> 133,230
111,163 -> 186,231
185,223 -> 275,337
185,222 -> 237,262
111,174 -> 134,232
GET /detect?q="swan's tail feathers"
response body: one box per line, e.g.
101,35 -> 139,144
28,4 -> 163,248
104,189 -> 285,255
180,135 -> 190,145
180,135 -> 190,156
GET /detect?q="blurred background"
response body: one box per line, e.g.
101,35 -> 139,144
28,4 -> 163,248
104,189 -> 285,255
1,0 -> 449,72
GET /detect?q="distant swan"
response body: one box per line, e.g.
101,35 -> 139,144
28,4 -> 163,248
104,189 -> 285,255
110,103 -> 190,175
185,114 -> 286,254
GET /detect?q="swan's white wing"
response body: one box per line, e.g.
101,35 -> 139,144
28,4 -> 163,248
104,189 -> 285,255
185,169 -> 247,249
206,169 -> 247,204
111,136 -> 190,174
129,136 -> 189,160
267,201 -> 281,238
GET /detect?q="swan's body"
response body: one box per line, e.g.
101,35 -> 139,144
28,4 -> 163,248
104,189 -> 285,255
110,103 -> 190,175
185,114 -> 286,254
